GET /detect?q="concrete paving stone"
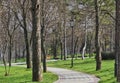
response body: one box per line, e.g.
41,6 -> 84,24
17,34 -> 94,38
3,63 -> 99,83
48,67 -> 100,83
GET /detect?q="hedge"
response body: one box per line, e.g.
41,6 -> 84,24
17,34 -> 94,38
101,52 -> 115,60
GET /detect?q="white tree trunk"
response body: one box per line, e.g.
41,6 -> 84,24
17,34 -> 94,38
82,17 -> 88,60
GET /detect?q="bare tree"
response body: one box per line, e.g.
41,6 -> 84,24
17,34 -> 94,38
31,0 -> 42,81
0,0 -> 18,75
41,0 -> 47,73
94,0 -> 102,71
13,0 -> 32,68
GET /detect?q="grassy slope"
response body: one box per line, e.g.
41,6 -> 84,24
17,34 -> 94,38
47,58 -> 116,83
0,66 -> 58,83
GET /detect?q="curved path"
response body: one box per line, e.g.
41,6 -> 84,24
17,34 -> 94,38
48,67 -> 100,83
0,62 -> 100,83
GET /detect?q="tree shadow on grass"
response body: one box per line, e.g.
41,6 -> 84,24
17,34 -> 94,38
99,76 -> 116,83
63,60 -> 95,66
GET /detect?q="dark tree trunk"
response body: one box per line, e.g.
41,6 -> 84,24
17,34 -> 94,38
23,28 -> 31,68
115,0 -> 120,82
94,0 -> 102,71
104,38 -> 107,52
53,39 -> 57,59
31,0 -> 42,81
41,38 -> 46,72
88,38 -> 92,58
22,48 -> 25,58
8,36 -> 12,67
22,4 -> 31,68
15,44 -> 18,63
2,44 -> 8,76
71,26 -> 74,68
74,37 -> 79,54
41,24 -> 47,73
18,46 -> 21,59
41,0 -> 47,73
60,42 -> 63,60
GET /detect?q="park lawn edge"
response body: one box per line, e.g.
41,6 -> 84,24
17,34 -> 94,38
47,58 -> 116,83
0,66 -> 58,83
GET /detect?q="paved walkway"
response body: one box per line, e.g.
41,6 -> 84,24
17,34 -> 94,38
0,63 -> 100,83
48,67 -> 100,83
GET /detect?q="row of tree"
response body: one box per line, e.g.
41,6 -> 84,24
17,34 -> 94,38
0,0 -> 120,82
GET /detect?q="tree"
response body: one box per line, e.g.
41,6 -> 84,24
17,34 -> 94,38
41,0 -> 47,72
94,0 -> 102,71
31,0 -> 42,81
0,0 -> 19,76
115,0 -> 120,82
63,0 -> 67,60
81,17 -> 88,60
13,0 -> 32,68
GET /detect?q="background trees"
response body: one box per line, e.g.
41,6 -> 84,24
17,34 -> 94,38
0,0 -> 119,82
13,0 -> 32,68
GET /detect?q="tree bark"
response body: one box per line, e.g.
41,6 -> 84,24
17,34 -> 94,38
71,26 -> 74,68
82,17 -> 87,60
15,44 -> 18,63
74,37 -> 78,55
94,0 -> 102,71
31,0 -> 42,81
41,0 -> 47,73
60,41 -> 63,60
53,38 -> 57,59
41,36 -> 46,72
63,0 -> 67,60
22,2 -> 31,68
8,36 -> 12,67
115,0 -> 120,82
23,28 -> 31,68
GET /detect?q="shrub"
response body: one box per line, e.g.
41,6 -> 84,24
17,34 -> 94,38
101,52 -> 115,60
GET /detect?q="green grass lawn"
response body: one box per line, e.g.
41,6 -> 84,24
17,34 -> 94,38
0,66 -> 58,83
47,58 -> 116,83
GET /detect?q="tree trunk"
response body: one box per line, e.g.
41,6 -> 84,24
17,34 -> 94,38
8,36 -> 12,67
15,44 -> 18,63
82,17 -> 88,60
31,0 -> 42,81
14,0 -> 31,68
115,0 -> 120,82
94,0 -> 102,71
53,39 -> 57,59
41,38 -> 46,72
2,44 -> 8,76
24,28 -> 31,68
63,26 -> 67,60
41,0 -> 47,73
63,0 -> 67,60
22,48 -> 25,58
60,41 -> 63,60
88,40 -> 92,58
82,42 -> 86,60
71,26 -> 74,68
18,46 -> 21,59
74,37 -> 78,55
22,5 -> 31,68
41,26 -> 46,72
